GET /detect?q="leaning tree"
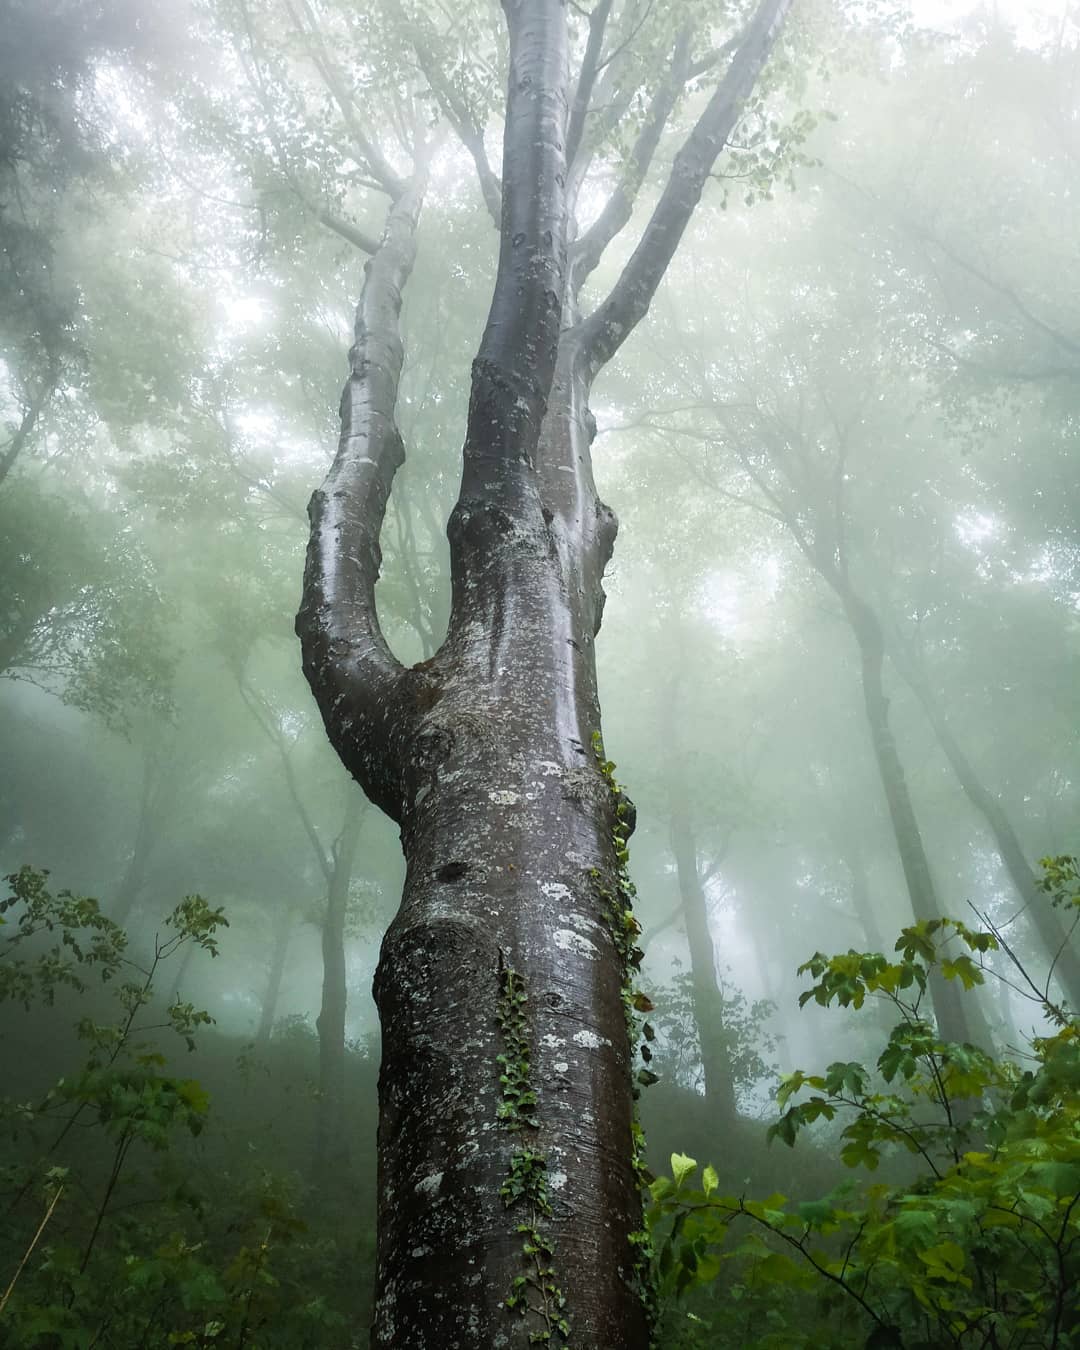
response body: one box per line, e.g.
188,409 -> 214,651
287,0 -> 794,1343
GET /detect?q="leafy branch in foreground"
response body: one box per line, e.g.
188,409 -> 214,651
649,877 -> 1080,1349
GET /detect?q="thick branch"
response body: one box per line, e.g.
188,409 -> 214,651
316,208 -> 379,255
576,0 -> 792,375
460,0 -> 570,485
296,169 -> 427,821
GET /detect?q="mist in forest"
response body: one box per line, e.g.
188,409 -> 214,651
2,0 -> 1078,1346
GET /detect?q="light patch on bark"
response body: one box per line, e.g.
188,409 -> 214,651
488,788 -> 522,806
572,1029 -> 608,1049
415,1170 -> 444,1196
553,928 -> 599,959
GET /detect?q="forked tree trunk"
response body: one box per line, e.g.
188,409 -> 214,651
296,2 -> 792,1342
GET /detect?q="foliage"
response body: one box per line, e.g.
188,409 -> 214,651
649,909 -> 1080,1348
646,960 -> 777,1109
0,869 -> 368,1348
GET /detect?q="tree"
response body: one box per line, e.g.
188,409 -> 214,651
289,0 -> 795,1341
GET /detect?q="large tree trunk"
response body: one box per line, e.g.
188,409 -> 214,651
670,809 -> 738,1120
315,793 -> 364,1174
888,637 -> 1080,1011
296,3 -> 792,1342
843,591 -> 992,1048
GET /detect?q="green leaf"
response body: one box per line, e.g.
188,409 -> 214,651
670,1153 -> 697,1189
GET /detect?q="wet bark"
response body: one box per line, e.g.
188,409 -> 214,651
888,637 -> 1080,1012
315,793 -> 364,1174
670,810 -> 738,1120
296,2 -> 793,1343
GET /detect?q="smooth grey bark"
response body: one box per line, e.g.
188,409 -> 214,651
670,810 -> 739,1121
297,2 -> 793,1343
887,631 -> 1080,1012
315,792 -> 364,1175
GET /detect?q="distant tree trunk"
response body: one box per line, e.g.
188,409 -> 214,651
256,904 -> 294,1045
842,591 -> 992,1048
888,635 -> 1080,1011
110,746 -> 163,926
315,793 -> 364,1174
670,808 -> 738,1120
296,3 -> 792,1341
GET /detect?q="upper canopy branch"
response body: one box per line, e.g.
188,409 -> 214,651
403,11 -> 503,227
566,0 -> 614,168
575,0 -> 794,377
285,0 -> 408,199
569,26 -> 692,298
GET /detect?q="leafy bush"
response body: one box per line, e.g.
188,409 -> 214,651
650,899 -> 1080,1348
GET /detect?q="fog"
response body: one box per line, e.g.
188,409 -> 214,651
2,1 -> 1078,1345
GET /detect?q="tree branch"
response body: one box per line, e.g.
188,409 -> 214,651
286,0 -> 407,199
296,166 -> 428,822
575,0 -> 792,375
566,0 -> 614,169
569,26 -> 692,297
459,0 -> 570,488
402,5 -> 503,226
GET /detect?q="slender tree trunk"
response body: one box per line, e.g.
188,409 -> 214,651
256,904 -> 293,1045
670,810 -> 738,1120
890,641 -> 1080,1010
315,793 -> 364,1174
843,591 -> 991,1048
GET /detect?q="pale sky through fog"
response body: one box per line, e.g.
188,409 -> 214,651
909,0 -> 1063,41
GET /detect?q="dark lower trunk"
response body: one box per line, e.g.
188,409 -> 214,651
256,905 -> 293,1045
670,813 -> 738,1120
315,797 -> 363,1175
845,594 -> 991,1049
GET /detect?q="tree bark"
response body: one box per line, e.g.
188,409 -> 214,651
670,809 -> 739,1121
296,2 -> 793,1343
315,792 -> 364,1175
